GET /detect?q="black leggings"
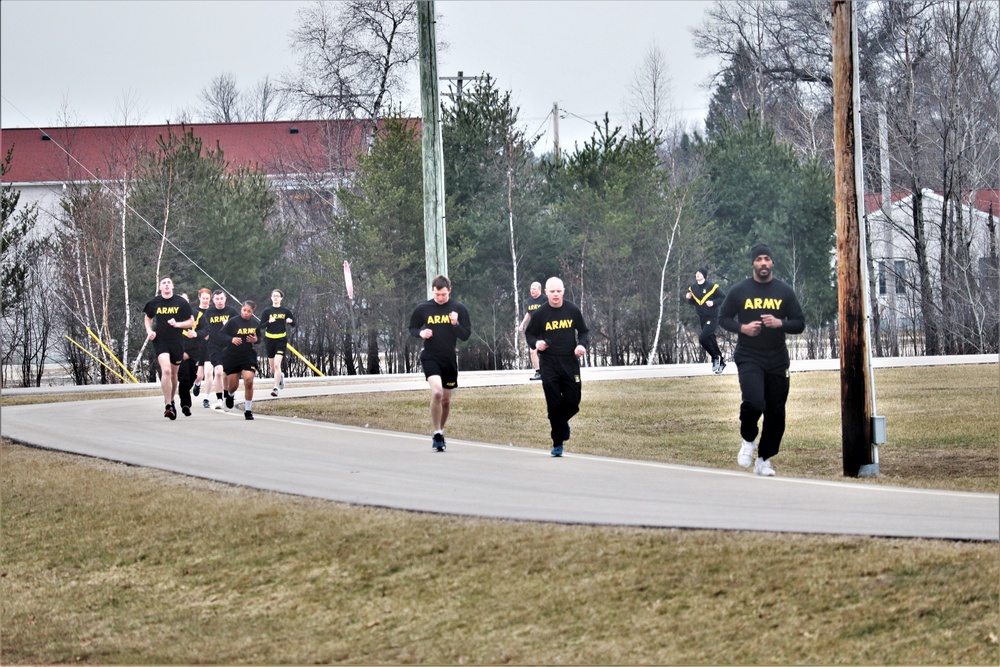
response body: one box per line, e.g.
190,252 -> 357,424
737,362 -> 790,460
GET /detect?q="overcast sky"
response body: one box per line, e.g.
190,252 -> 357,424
0,0 -> 721,154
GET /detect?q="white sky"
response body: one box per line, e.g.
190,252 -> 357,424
0,0 -> 721,154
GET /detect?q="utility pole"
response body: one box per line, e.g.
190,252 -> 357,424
832,0 -> 881,477
417,0 -> 447,297
552,102 -> 560,163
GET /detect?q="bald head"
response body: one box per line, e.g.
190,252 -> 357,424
545,277 -> 565,308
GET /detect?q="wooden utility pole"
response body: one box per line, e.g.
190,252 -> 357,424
832,0 -> 878,477
417,0 -> 447,297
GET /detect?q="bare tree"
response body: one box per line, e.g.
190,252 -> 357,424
622,42 -> 675,141
284,0 -> 419,122
199,72 -> 243,123
242,75 -> 293,121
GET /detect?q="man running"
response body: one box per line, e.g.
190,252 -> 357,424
718,243 -> 805,477
518,281 -> 547,380
142,277 -> 194,420
408,275 -> 472,452
524,277 -> 590,457
686,268 -> 727,374
204,290 -> 239,410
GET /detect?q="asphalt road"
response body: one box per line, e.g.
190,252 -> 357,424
3,355 -> 997,541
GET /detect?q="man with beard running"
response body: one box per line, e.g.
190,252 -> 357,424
718,243 -> 805,477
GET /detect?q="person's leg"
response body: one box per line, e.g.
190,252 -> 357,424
539,364 -> 568,445
530,347 -> 539,371
702,325 -> 721,362
203,361 -> 213,392
271,352 -> 284,389
242,369 -> 255,401
738,363 -> 766,444
156,352 -> 174,405
215,363 -> 227,398
178,357 -> 194,412
427,375 -> 447,431
758,371 -> 790,461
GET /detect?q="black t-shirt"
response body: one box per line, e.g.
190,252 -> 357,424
143,294 -> 193,343
525,293 -> 547,317
524,300 -> 590,356
259,305 -> 295,338
408,299 -> 472,360
205,304 -> 240,350
221,315 -> 261,361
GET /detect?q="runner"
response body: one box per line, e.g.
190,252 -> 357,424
142,277 -> 194,419
258,288 -> 295,397
408,275 -> 472,452
221,300 -> 262,420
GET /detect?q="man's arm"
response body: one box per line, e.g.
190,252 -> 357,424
717,289 -> 742,335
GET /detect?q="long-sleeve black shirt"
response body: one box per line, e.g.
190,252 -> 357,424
718,278 -> 805,371
408,298 -> 472,359
524,301 -> 590,355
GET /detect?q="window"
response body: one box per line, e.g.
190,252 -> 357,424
878,260 -> 887,295
894,260 -> 906,295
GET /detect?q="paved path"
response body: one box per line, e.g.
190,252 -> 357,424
3,356 -> 997,541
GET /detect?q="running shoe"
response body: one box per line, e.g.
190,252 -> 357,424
270,387 -> 279,397
192,382 -> 200,397
164,403 -> 177,420
279,377 -> 285,390
715,360 -> 727,375
432,433 -> 446,452
203,398 -> 211,409
754,457 -> 776,477
213,399 -> 224,410
182,405 -> 192,417
530,370 -> 542,381
244,410 -> 254,421
738,440 -> 755,468
225,392 -> 234,410
550,444 -> 563,457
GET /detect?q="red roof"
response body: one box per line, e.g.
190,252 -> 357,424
864,189 -> 1000,216
0,119 -> 413,184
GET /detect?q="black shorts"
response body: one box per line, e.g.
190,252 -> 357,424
153,337 -> 184,365
265,336 -> 287,358
421,354 -> 458,389
223,355 -> 259,376
209,346 -> 227,366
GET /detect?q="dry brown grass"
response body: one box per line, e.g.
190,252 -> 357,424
2,442 -> 998,665
2,363 -> 998,664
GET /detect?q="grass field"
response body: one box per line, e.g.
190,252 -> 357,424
2,364 -> 998,664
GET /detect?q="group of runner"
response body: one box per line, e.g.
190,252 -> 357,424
144,244 -> 803,476
143,283 -> 294,421
413,244 -> 804,478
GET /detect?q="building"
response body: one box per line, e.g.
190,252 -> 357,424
864,188 -> 999,352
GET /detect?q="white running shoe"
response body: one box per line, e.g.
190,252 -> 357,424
213,399 -> 224,410
754,457 -> 776,477
737,440 -> 755,468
